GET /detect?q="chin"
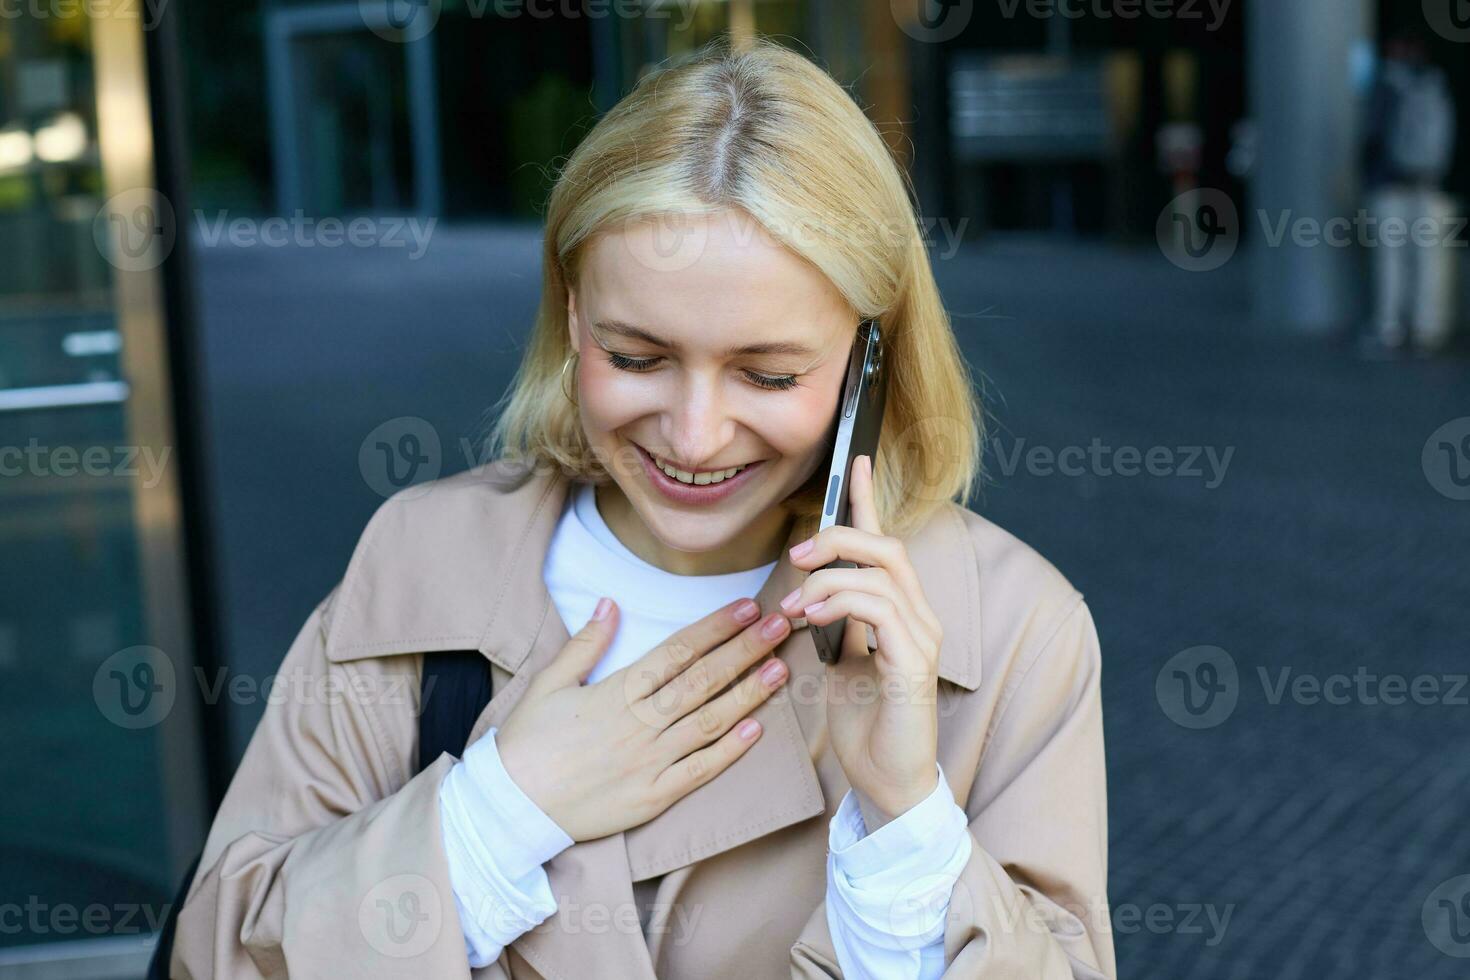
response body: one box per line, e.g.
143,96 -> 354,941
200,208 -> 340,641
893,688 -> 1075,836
640,508 -> 752,555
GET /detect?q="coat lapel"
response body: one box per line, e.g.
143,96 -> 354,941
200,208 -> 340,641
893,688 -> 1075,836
463,466 -> 828,883
480,594 -> 657,980
455,464 -> 827,980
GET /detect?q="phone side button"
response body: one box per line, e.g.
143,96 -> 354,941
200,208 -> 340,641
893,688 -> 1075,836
824,474 -> 841,516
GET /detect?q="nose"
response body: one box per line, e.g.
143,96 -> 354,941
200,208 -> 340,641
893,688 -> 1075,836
658,372 -> 736,468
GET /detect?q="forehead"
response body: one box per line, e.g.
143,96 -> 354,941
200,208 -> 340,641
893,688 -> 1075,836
578,211 -> 854,347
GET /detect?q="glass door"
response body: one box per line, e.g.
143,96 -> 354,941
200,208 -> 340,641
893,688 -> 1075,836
0,6 -> 204,976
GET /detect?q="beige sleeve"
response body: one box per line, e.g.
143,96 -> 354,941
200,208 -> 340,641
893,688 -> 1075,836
169,590 -> 490,979
791,600 -> 1114,979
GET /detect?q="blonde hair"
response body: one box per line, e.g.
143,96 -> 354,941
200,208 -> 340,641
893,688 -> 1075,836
487,36 -> 981,540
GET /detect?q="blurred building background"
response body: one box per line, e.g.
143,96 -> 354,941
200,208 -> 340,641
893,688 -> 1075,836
3,0 -> 1469,976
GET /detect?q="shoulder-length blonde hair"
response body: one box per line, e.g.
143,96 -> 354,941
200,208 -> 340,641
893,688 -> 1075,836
487,35 -> 981,540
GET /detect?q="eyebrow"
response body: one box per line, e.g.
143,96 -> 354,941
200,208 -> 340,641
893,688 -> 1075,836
591,319 -> 819,358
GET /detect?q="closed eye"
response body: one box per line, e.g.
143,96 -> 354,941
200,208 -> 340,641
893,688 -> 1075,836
605,352 -> 799,391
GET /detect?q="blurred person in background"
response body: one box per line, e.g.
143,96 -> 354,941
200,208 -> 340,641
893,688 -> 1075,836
1360,28 -> 1459,358
166,38 -> 1113,980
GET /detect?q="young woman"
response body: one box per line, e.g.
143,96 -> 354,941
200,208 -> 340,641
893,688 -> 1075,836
173,38 -> 1113,980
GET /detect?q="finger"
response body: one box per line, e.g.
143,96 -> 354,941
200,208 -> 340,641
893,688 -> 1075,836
778,566 -> 927,641
538,597 -> 619,690
850,454 -> 883,536
638,612 -> 791,729
787,526 -> 941,639
791,525 -> 901,569
615,598 -> 761,701
802,590 -> 932,674
657,655 -> 788,758
841,615 -> 873,661
652,715 -> 764,805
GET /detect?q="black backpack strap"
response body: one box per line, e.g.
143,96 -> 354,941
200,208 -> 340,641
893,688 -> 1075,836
148,651 -> 494,978
417,650 -> 497,773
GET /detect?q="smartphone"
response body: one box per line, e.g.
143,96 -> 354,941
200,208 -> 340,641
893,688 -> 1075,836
810,318 -> 888,665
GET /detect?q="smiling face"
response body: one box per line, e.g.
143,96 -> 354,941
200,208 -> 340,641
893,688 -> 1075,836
566,209 -> 856,568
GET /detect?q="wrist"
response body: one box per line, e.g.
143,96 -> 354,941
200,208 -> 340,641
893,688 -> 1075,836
854,765 -> 940,830
494,732 -> 559,828
458,727 -> 575,871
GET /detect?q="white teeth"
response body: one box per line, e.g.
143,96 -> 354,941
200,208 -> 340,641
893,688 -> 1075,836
650,453 -> 748,486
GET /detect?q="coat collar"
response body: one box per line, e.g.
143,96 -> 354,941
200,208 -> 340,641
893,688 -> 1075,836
324,457 -> 982,689
323,457 -> 981,979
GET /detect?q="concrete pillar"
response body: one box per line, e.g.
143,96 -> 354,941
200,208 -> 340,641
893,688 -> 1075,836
1248,0 -> 1374,333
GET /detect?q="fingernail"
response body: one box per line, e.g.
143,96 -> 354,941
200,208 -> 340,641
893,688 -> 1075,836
779,588 -> 802,611
737,719 -> 761,740
803,601 -> 825,616
759,658 -> 787,685
761,613 -> 790,641
733,599 -> 760,624
789,539 -> 814,559
592,597 -> 612,621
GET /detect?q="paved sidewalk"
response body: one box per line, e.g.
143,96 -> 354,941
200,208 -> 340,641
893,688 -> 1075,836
935,242 -> 1470,978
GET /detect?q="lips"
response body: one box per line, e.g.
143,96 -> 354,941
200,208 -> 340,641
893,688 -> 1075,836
634,444 -> 763,505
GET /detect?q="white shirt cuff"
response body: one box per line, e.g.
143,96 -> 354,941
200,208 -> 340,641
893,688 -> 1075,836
438,725 -> 575,967
825,762 -> 973,957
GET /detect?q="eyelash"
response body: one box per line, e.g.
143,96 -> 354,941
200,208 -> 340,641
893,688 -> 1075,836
605,352 -> 799,391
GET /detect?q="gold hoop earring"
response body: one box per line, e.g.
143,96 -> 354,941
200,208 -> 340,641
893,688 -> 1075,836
560,351 -> 580,405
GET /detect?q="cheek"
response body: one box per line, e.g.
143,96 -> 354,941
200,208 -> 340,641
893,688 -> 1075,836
578,360 -> 661,432
747,389 -> 837,459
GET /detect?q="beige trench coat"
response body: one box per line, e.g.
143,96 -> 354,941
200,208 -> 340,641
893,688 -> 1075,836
172,457 -> 1115,979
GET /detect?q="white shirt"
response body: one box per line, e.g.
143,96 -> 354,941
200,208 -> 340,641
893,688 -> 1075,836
545,480 -> 780,684
439,482 -> 972,976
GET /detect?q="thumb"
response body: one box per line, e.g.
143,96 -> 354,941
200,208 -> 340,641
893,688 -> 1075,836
540,597 -> 619,690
